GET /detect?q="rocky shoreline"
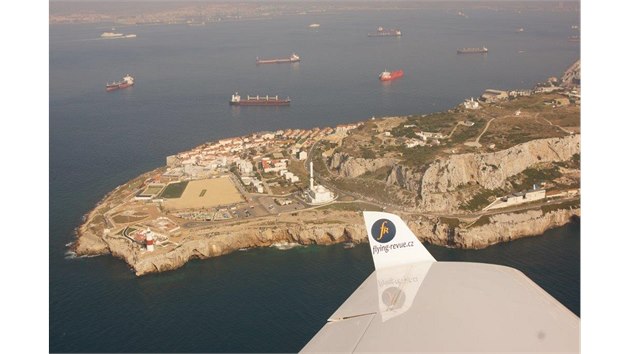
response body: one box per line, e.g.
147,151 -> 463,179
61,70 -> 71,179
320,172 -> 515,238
72,92 -> 581,276
75,205 -> 579,276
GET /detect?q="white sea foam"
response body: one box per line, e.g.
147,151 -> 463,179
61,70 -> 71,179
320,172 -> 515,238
272,242 -> 301,251
64,251 -> 101,260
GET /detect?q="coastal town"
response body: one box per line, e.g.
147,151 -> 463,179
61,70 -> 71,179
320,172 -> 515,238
73,60 -> 581,276
49,1 -> 581,25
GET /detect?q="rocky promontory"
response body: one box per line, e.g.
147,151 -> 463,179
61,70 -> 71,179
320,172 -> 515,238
72,91 -> 581,276
75,206 -> 579,276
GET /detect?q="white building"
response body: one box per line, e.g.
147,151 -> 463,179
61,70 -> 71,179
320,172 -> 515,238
405,139 -> 425,148
306,161 -> 335,204
237,160 -> 254,175
463,97 -> 480,110
480,89 -> 509,103
284,172 -> 299,183
298,151 -> 308,160
483,188 -> 547,211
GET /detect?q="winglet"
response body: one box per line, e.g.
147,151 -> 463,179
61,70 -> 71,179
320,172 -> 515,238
363,211 -> 436,269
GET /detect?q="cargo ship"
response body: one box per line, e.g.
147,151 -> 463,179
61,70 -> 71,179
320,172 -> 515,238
101,32 -> 136,39
101,32 -> 124,38
457,47 -> 488,54
368,27 -> 402,37
379,70 -> 404,81
106,74 -> 134,92
229,92 -> 290,106
256,53 -> 300,64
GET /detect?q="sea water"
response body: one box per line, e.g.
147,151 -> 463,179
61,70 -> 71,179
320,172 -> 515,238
50,8 -> 580,352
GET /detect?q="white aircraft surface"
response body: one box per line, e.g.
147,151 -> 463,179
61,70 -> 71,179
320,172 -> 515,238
300,211 -> 579,353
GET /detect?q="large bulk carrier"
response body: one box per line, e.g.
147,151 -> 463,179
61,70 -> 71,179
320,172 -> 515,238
457,47 -> 489,54
105,74 -> 134,92
368,27 -> 402,37
229,92 -> 290,106
256,53 -> 300,64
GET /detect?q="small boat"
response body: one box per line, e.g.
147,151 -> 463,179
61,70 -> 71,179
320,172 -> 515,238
309,23 -> 320,28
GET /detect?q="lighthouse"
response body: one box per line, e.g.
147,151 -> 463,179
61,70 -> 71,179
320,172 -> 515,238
145,228 -> 155,252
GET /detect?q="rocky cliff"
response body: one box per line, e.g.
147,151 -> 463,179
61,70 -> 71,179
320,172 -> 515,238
75,207 -> 579,276
387,135 -> 580,212
451,208 -> 580,248
329,152 -> 397,178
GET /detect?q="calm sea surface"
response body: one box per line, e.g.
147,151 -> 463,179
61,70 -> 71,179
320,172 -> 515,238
50,8 -> 580,352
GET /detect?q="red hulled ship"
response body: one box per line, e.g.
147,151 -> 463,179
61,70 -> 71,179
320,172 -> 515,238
379,70 -> 404,81
106,74 -> 134,92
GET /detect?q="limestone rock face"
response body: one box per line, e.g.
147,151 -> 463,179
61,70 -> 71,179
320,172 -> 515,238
403,208 -> 580,249
329,152 -> 396,178
386,165 -> 423,194
73,230 -> 109,255
387,135 -> 580,212
74,211 -> 369,276
420,135 -> 579,211
75,206 -> 579,277
453,208 -> 580,249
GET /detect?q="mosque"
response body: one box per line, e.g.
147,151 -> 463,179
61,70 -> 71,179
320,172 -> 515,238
306,161 -> 335,204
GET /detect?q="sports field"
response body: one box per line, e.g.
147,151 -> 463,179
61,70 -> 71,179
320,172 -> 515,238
163,177 -> 243,209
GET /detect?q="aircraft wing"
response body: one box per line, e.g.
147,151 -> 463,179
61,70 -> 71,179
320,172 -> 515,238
300,212 -> 579,353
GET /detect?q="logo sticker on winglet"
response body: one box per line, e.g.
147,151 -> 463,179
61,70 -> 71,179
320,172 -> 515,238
371,219 -> 396,243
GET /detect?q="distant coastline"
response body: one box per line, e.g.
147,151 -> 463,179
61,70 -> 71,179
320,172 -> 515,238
50,1 -> 581,25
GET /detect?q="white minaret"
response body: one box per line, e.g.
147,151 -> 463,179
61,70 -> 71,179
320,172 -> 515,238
145,228 -> 154,252
310,161 -> 314,190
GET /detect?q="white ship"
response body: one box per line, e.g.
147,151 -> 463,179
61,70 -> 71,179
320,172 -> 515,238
101,32 -> 124,38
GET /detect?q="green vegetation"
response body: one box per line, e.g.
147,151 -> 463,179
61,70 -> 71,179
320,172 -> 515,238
572,153 -> 580,165
439,217 -> 461,228
331,177 -> 409,206
318,202 -> 384,212
448,119 -> 484,145
311,147 -> 331,178
468,215 -> 491,228
407,112 -> 458,132
359,166 -> 392,180
360,147 -> 376,159
461,188 -> 504,211
288,160 -> 309,182
159,181 -> 189,198
400,145 -> 440,166
144,185 -> 164,195
556,153 -> 580,170
511,166 -> 562,189
541,199 -> 580,215
391,125 -> 417,138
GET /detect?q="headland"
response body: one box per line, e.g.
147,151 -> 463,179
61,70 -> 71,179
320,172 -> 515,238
74,70 -> 581,276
